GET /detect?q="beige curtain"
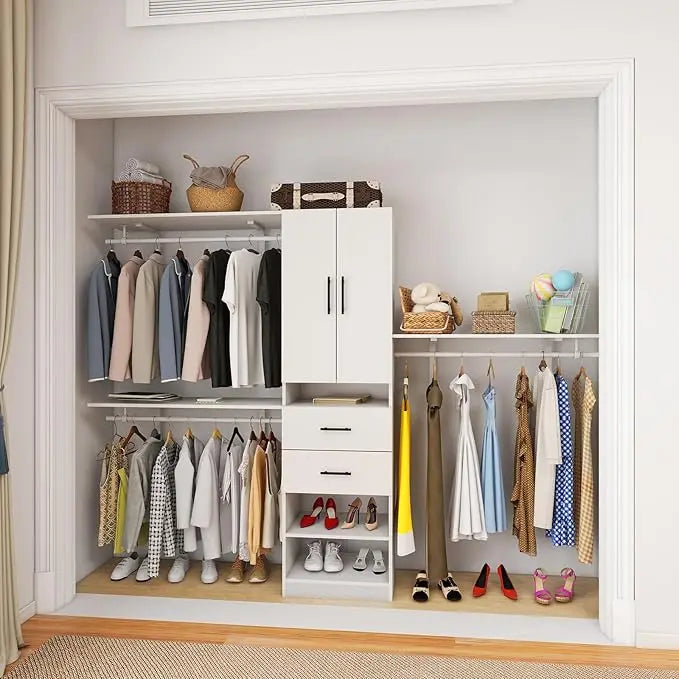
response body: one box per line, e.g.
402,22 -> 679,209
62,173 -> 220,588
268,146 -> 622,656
0,0 -> 30,673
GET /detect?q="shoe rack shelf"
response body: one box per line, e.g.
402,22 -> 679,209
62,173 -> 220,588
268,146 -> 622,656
285,514 -> 390,542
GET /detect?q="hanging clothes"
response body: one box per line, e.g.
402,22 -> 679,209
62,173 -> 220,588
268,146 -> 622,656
97,441 -> 128,547
221,440 -> 243,555
131,252 -> 164,384
147,440 -> 182,578
182,253 -> 211,382
396,377 -> 415,556
511,371 -> 537,556
203,249 -> 232,388
223,249 -> 265,387
480,382 -> 507,534
114,467 -> 128,555
237,437 -> 256,562
546,373 -> 576,547
174,434 -> 205,554
87,256 -> 121,382
425,377 -> 448,582
159,255 -> 192,382
573,373 -> 596,564
533,366 -> 562,529
448,374 -> 487,542
248,443 -> 267,565
256,248 -> 282,388
109,254 -> 143,381
262,439 -> 280,550
191,435 -> 222,562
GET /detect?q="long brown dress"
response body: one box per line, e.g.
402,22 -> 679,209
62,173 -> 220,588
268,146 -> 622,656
511,371 -> 537,556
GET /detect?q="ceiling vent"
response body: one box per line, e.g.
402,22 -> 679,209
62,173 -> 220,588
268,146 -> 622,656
127,0 -> 512,26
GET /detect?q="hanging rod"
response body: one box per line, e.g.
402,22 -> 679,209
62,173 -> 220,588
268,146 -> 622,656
106,415 -> 281,424
105,236 -> 280,245
394,351 -> 599,359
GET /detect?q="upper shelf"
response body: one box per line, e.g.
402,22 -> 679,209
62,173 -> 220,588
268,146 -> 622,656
392,333 -> 599,340
87,397 -> 282,410
88,210 -> 282,231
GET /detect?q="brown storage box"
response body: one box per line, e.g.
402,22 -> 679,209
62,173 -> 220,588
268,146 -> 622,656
477,292 -> 509,312
472,310 -> 516,334
271,181 -> 382,210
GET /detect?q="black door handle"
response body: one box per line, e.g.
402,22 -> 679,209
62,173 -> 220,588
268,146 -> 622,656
327,276 -> 331,314
341,276 -> 345,314
320,471 -> 352,476
320,427 -> 352,432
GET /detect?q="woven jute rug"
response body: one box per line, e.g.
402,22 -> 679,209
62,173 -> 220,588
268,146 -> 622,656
6,635 -> 679,679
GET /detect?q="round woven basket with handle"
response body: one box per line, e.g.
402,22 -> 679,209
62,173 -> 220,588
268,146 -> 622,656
184,154 -> 249,212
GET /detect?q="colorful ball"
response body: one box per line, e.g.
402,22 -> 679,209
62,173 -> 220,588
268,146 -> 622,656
531,273 -> 555,301
552,269 -> 575,292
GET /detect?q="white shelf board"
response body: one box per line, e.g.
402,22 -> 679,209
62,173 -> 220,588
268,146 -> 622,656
392,333 -> 599,340
87,398 -> 282,410
286,513 -> 389,542
284,399 -> 390,409
286,551 -> 389,588
88,210 -> 282,231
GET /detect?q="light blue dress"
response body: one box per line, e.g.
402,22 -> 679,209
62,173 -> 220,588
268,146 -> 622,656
481,384 -> 507,533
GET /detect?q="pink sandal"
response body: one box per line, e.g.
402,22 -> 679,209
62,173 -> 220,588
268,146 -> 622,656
555,567 -> 576,603
532,568 -> 552,605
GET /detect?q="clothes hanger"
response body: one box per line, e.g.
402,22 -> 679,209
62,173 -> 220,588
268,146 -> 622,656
247,234 -> 259,254
228,425 -> 244,450
487,357 -> 495,387
133,249 -> 143,259
458,354 -> 465,377
576,365 -> 588,380
185,422 -> 193,440
258,415 -> 267,446
153,235 -> 161,255
164,427 -> 175,446
203,248 -> 211,256
120,417 -> 147,450
224,236 -> 231,254
555,355 -> 562,376
249,416 -> 257,441
403,361 -> 409,402
267,415 -> 277,443
149,415 -> 160,440
432,355 -> 438,381
212,420 -> 223,440
539,350 -> 548,372
175,235 -> 187,264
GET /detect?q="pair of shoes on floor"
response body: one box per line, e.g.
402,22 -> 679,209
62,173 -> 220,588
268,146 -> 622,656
225,555 -> 271,584
411,570 -> 462,603
533,567 -> 576,605
110,554 -> 154,583
473,563 -> 518,600
304,540 -> 343,573
300,497 -> 340,530
352,547 -> 386,574
341,497 -> 379,531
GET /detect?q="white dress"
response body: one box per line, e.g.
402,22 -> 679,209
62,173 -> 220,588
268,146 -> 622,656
219,441 -> 243,555
237,439 -> 256,561
190,435 -> 222,561
533,367 -> 562,529
222,249 -> 265,387
448,373 -> 487,542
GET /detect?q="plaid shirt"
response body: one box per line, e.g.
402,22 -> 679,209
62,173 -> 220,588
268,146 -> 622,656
148,441 -> 183,577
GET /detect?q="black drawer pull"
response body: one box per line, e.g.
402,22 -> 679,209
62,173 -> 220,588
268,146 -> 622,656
320,471 -> 352,476
320,427 -> 352,432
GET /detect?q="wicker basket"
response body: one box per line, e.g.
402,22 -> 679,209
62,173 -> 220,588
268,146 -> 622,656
471,310 -> 516,334
184,154 -> 249,212
399,286 -> 456,334
111,180 -> 171,214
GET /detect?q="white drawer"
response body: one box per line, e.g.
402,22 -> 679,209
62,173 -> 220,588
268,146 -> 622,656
283,405 -> 391,451
282,449 -> 392,496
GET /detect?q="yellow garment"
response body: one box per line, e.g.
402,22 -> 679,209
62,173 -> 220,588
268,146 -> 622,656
397,393 -> 415,556
247,444 -> 267,565
114,468 -> 128,555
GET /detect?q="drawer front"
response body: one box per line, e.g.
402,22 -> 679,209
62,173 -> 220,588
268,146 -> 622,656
283,449 -> 392,496
283,406 -> 391,451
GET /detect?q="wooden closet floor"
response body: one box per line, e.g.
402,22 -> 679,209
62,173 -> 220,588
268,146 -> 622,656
78,560 -> 598,619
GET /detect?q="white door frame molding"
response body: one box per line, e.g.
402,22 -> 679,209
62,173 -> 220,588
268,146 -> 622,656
34,58 -> 635,643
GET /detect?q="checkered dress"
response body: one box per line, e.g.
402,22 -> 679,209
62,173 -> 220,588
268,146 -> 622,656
546,374 -> 576,547
147,441 -> 183,577
572,374 -> 596,564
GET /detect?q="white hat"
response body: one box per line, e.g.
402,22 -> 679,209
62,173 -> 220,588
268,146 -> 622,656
411,282 -> 441,306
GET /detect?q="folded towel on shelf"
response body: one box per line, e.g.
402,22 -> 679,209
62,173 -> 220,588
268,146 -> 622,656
189,166 -> 229,189
125,158 -> 161,175
129,169 -> 166,185
117,171 -> 131,182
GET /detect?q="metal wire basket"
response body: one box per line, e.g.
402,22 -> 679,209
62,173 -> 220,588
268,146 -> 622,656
525,280 -> 590,334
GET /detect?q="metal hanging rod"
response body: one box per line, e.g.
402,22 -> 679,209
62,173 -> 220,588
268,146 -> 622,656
106,415 -> 281,425
394,351 -> 598,359
105,236 -> 280,246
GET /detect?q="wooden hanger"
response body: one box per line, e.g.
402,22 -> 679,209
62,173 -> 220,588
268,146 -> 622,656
212,426 -> 223,440
164,428 -> 175,446
487,357 -> 495,386
120,423 -> 146,450
185,426 -> 193,440
576,365 -> 588,380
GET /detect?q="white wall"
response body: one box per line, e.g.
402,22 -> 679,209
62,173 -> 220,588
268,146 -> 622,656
31,0 -> 679,645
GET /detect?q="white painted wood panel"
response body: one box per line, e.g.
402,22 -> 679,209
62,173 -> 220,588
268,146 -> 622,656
282,210 -> 336,383
336,208 -> 393,384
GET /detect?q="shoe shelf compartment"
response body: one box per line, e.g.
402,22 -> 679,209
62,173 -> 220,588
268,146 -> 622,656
285,513 -> 390,542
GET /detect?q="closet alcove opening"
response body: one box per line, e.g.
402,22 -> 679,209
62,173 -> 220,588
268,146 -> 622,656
64,93 -> 608,642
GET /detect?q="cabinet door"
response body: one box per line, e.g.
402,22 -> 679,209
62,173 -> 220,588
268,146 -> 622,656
336,208 -> 393,384
282,209 -> 337,383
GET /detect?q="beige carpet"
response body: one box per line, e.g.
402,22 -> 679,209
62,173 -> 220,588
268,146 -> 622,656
6,636 -> 679,679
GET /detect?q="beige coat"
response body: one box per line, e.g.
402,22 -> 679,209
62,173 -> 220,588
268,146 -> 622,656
109,255 -> 143,382
181,254 -> 211,382
131,252 -> 164,384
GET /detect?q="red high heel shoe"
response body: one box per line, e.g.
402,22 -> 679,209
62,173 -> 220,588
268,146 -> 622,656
300,497 -> 324,528
325,498 -> 339,530
498,564 -> 518,600
473,563 -> 490,598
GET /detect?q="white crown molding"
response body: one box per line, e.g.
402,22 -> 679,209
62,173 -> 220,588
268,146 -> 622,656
34,59 -> 635,644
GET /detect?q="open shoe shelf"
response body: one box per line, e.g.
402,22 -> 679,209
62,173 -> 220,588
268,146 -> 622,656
285,513 -> 390,542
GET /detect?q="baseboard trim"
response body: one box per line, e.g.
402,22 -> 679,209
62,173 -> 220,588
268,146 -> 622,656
19,601 -> 37,623
636,632 -> 679,650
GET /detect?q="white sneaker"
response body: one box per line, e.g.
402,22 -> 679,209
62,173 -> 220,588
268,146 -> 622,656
135,557 -> 151,582
304,540 -> 323,572
168,555 -> 190,583
324,541 -> 343,573
201,559 -> 218,584
110,554 -> 141,581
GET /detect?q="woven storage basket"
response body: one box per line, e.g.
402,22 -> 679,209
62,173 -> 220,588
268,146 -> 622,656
184,154 -> 249,212
472,310 -> 516,334
111,180 -> 171,214
399,286 -> 455,334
